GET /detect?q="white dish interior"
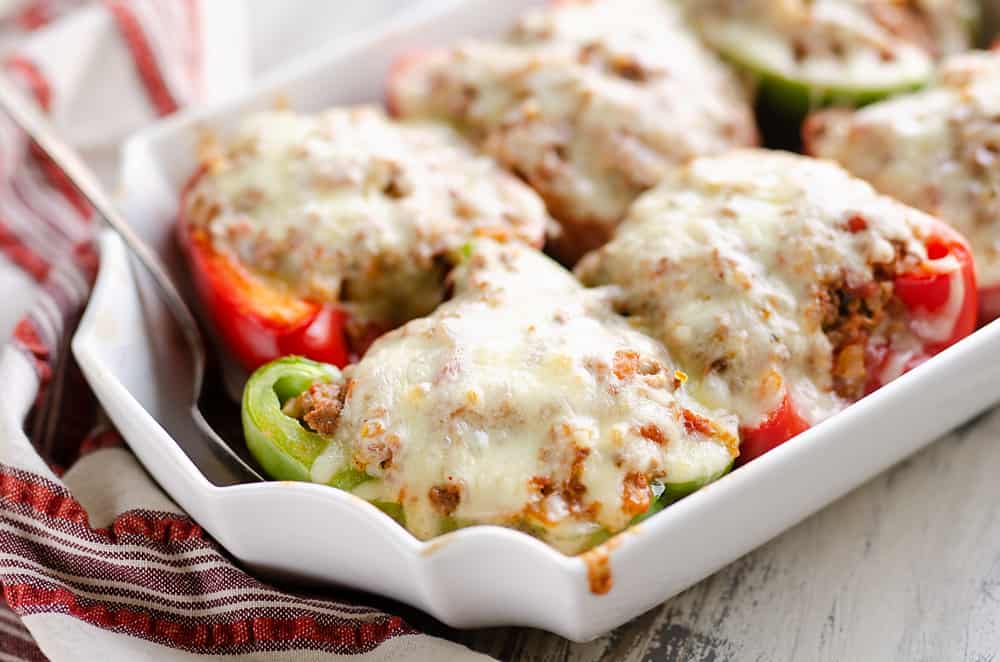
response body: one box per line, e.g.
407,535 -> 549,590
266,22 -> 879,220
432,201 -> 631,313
73,0 -> 1000,640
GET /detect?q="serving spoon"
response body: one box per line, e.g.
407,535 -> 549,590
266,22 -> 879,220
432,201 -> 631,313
0,74 -> 263,482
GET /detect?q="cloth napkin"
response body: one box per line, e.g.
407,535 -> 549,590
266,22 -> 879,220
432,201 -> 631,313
0,1 -> 493,659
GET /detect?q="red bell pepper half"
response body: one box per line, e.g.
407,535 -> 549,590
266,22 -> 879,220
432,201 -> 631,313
739,221 -> 977,463
177,177 -> 350,372
739,394 -> 811,464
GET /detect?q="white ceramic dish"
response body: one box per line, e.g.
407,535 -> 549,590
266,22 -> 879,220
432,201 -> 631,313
73,0 -> 1000,641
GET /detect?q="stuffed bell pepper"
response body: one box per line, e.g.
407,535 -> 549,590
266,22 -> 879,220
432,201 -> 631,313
242,239 -> 739,556
179,107 -> 550,370
684,0 -> 979,119
387,0 -> 757,263
575,150 -> 977,462
805,50 -> 1000,322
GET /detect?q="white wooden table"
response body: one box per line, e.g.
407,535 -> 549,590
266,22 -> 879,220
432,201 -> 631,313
445,407 -> 1000,660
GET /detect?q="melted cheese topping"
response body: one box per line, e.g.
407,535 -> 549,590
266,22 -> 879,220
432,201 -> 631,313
389,0 -> 756,255
576,150 -> 940,427
310,240 -> 737,554
183,107 -> 550,330
686,0 -> 977,94
807,50 -> 1000,287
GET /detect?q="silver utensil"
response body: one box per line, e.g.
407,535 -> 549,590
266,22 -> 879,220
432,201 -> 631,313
0,74 -> 263,482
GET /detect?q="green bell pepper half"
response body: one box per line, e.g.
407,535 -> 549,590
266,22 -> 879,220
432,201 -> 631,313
242,356 -> 368,489
754,67 -> 925,120
243,357 -> 733,550
712,8 -> 981,121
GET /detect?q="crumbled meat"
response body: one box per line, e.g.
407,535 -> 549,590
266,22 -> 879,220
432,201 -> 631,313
528,436 -> 597,524
284,382 -> 345,436
681,408 -> 715,437
612,350 -> 640,380
581,539 -> 617,595
679,408 -> 739,457
529,475 -> 555,497
820,277 -> 900,399
358,432 -> 400,473
566,446 -> 591,512
428,484 -> 462,516
639,423 -> 667,445
621,472 -> 651,515
709,357 -> 729,373
376,159 -> 413,198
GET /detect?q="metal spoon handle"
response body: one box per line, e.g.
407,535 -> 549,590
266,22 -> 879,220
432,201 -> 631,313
0,74 -> 262,483
0,74 -> 206,377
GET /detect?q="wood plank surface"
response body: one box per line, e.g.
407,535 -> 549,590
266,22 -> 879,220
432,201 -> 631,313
451,407 -> 1000,661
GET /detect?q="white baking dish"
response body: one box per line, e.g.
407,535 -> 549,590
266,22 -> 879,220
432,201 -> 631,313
72,0 -> 1000,641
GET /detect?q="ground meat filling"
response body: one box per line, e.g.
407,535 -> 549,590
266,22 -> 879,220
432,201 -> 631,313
620,472 -> 651,517
284,382 -> 346,437
527,431 -> 598,526
817,223 -> 916,399
820,276 -> 900,399
428,484 -> 462,516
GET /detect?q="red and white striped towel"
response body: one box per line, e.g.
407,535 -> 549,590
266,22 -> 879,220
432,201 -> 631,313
0,1 -> 492,659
